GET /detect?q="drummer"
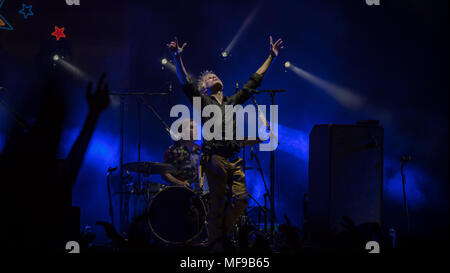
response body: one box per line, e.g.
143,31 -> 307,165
161,119 -> 202,191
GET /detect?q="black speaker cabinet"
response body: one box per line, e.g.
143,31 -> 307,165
307,122 -> 383,248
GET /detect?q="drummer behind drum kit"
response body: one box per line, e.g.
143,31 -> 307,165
117,161 -> 209,245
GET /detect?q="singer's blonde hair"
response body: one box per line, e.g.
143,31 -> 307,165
197,70 -> 215,95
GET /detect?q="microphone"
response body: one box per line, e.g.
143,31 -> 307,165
124,171 -> 133,180
401,156 -> 411,163
243,87 -> 257,93
401,155 -> 411,169
242,87 -> 286,94
235,81 -> 239,93
108,166 -> 118,173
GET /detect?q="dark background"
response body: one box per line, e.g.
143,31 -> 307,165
0,0 -> 448,245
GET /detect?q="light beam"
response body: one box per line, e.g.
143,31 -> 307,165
224,1 -> 262,55
287,63 -> 367,111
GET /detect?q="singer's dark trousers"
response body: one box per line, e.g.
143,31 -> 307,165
204,155 -> 248,251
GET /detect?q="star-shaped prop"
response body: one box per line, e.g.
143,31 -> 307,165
51,26 -> 66,41
0,0 -> 14,31
19,3 -> 34,19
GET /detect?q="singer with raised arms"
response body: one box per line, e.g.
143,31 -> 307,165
166,35 -> 284,253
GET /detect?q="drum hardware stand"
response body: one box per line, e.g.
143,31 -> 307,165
106,166 -> 118,225
109,87 -> 171,233
247,192 -> 266,213
133,99 -> 143,219
264,193 -> 268,233
238,113 -> 249,244
250,146 -> 272,235
238,140 -> 269,246
137,98 -> 142,188
400,155 -> 411,234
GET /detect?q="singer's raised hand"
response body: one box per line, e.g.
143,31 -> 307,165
269,36 -> 284,57
166,36 -> 190,85
167,36 -> 187,57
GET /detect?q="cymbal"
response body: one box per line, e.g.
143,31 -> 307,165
124,162 -> 177,174
114,191 -> 139,195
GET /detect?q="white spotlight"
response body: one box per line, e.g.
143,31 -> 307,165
53,54 -> 60,61
284,61 -> 291,68
161,58 -> 168,65
221,51 -> 228,58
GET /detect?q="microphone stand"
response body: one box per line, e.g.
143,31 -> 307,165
251,147 -> 272,204
400,156 -> 411,234
248,88 -> 286,244
237,81 -> 270,245
137,99 -> 142,199
109,88 -> 171,232
269,91 -> 276,244
249,145 -> 272,235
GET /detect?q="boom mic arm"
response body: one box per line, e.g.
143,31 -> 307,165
242,87 -> 286,94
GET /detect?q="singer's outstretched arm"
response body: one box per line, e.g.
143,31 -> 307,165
167,37 -> 189,85
231,36 -> 284,104
255,36 -> 284,76
167,37 -> 205,104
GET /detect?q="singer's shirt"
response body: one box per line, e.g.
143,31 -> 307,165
182,73 -> 263,159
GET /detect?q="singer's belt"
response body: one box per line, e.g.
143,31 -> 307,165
202,140 -> 240,161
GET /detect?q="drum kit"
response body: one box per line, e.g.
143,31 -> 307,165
106,141 -> 273,247
113,161 -> 209,245
110,137 -> 268,246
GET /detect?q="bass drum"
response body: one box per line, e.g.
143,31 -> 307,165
147,186 -> 207,244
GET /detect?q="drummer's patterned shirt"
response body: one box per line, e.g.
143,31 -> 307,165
163,141 -> 200,185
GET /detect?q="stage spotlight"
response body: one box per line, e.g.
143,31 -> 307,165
284,61 -> 291,68
52,55 -> 88,80
221,51 -> 228,58
161,57 -> 194,79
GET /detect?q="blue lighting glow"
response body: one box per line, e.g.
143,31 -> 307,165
383,157 -> 427,209
277,124 -> 309,162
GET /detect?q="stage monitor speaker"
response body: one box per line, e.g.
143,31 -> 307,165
307,121 -> 383,248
